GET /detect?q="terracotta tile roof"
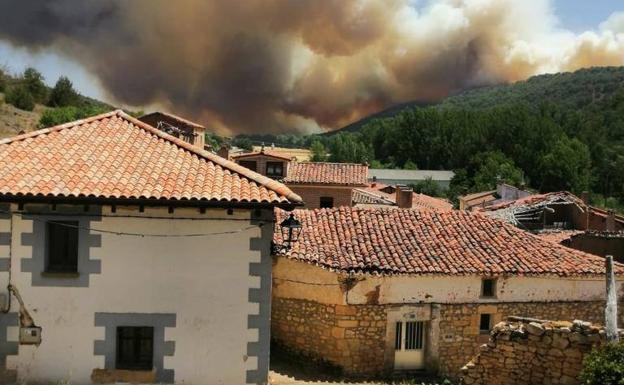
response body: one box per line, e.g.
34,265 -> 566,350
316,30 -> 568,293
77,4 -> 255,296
284,162 -> 368,186
360,183 -> 454,211
352,188 -> 396,206
535,230 -> 585,244
0,110 -> 302,205
274,207 -> 623,277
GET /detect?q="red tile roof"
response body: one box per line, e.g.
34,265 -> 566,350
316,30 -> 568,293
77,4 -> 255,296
284,162 -> 368,186
274,207 -> 622,277
361,183 -> 454,211
0,110 -> 302,205
535,230 -> 584,245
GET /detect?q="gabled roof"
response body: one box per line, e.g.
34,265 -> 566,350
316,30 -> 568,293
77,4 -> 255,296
0,110 -> 302,205
274,207 -> 623,277
352,188 -> 396,206
284,162 -> 368,186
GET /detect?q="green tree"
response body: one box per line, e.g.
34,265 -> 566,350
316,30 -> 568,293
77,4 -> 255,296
48,76 -> 79,107
403,160 -> 418,170
471,151 -> 524,192
0,66 -> 7,92
310,140 -> 327,162
39,105 -> 111,127
579,342 -> 624,385
22,67 -> 48,104
5,85 -> 35,111
411,177 -> 442,197
538,137 -> 591,193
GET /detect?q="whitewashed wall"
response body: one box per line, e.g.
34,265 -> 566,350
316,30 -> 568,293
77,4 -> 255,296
273,257 -> 622,305
0,203 -> 272,385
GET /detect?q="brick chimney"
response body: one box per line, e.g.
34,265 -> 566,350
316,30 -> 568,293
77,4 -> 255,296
395,186 -> 413,209
606,210 -> 616,232
217,144 -> 230,160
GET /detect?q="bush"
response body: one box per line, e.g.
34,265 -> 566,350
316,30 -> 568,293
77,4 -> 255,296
39,105 -> 111,128
48,76 -> 79,107
579,342 -> 624,385
5,85 -> 35,111
22,67 -> 48,104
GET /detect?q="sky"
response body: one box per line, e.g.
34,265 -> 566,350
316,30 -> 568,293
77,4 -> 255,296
0,0 -> 623,134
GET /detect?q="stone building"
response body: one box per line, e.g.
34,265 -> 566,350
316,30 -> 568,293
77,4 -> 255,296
271,207 -> 624,379
0,110 -> 302,384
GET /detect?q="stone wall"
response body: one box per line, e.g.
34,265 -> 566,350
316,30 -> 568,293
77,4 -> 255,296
271,298 -> 623,379
436,301 -> 623,378
271,298 -> 387,374
459,319 -> 622,385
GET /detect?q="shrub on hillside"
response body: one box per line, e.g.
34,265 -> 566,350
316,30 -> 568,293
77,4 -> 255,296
579,342 -> 624,385
48,76 -> 79,107
39,105 -> 111,128
5,85 -> 35,111
22,67 -> 48,104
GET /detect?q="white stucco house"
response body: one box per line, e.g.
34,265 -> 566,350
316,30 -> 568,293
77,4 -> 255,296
0,110 -> 302,384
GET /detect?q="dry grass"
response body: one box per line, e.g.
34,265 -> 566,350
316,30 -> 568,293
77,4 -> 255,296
0,93 -> 48,139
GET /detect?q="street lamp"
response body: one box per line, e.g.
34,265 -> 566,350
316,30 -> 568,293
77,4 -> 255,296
279,213 -> 302,249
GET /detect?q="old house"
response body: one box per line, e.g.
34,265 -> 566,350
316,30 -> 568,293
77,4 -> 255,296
139,111 -> 206,149
271,207 -> 623,379
230,149 -> 368,209
0,110 -> 302,384
458,183 -> 532,211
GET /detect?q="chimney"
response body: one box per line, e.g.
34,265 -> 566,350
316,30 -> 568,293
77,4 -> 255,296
217,144 -> 230,160
395,186 -> 413,209
606,210 -> 616,232
580,191 -> 590,205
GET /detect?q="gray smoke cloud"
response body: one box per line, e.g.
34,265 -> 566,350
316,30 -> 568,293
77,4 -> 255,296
0,0 -> 623,134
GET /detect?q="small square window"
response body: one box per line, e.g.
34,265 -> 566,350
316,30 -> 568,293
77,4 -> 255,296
320,197 -> 334,208
479,314 -> 492,334
481,278 -> 496,298
266,162 -> 284,178
238,160 -> 257,172
46,221 -> 79,273
116,326 -> 154,371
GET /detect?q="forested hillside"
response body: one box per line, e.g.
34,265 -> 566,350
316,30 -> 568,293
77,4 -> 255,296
0,66 -> 113,138
235,67 -> 624,210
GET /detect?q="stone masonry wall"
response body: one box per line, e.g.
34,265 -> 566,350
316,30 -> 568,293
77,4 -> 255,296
437,301 -> 624,379
459,319 -> 622,385
271,297 -> 386,374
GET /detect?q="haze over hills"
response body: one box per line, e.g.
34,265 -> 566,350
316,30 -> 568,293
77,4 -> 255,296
333,66 -> 624,134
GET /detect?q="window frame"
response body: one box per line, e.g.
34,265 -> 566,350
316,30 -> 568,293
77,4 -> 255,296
265,161 -> 284,178
115,326 -> 155,371
45,220 -> 79,274
479,313 -> 492,334
238,160 -> 257,172
319,196 -> 334,209
481,278 -> 497,298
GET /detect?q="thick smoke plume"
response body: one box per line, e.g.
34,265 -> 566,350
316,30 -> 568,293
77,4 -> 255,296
0,0 -> 623,134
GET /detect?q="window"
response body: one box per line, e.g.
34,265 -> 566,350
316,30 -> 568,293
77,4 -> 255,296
116,327 -> 154,371
479,314 -> 492,334
395,321 -> 424,350
46,221 -> 79,273
266,162 -> 284,178
481,278 -> 496,298
320,197 -> 334,208
238,160 -> 257,172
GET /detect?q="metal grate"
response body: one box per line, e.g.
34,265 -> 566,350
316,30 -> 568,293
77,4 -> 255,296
395,321 -> 402,350
405,321 -> 424,350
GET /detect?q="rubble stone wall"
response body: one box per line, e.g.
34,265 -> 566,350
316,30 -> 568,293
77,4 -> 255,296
271,297 -> 387,375
459,319 -> 619,385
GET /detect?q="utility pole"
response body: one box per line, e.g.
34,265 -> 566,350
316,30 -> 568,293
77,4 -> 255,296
605,255 -> 619,342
